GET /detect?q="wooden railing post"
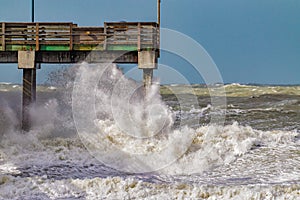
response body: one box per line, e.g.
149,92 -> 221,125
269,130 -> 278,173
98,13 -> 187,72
138,22 -> 141,51
69,23 -> 73,50
103,23 -> 107,50
1,22 -> 5,51
35,23 -> 39,51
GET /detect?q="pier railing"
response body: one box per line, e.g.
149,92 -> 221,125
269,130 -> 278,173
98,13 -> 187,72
0,22 -> 159,52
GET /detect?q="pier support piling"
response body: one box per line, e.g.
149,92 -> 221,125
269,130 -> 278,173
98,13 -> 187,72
143,69 -> 153,90
18,51 -> 37,131
22,69 -> 36,131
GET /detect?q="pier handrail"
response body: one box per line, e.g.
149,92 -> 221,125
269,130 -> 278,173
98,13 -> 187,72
0,22 -> 159,52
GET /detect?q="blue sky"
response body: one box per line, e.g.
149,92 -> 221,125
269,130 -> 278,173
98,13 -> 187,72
0,0 -> 299,84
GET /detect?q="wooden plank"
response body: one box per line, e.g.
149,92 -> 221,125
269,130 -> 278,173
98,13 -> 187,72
38,24 -> 71,27
6,41 -> 36,44
38,22 -> 73,26
22,41 -> 68,46
72,32 -> 105,36
73,41 -> 104,45
38,27 -> 70,31
34,35 -> 70,39
5,28 -> 35,32
39,41 -> 70,45
73,27 -> 104,31
4,22 -> 73,27
39,29 -> 70,37
4,34 -> 34,38
5,23 -> 33,27
71,33 -> 106,37
3,22 -> 70,26
105,22 -> 157,27
106,41 -> 149,45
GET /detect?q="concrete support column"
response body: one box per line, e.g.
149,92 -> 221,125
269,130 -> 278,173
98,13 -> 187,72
18,51 -> 36,131
138,51 -> 157,95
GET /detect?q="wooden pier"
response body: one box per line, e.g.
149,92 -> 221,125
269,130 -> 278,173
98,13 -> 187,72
0,22 -> 160,131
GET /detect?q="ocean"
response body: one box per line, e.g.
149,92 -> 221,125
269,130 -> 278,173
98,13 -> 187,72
0,64 -> 299,199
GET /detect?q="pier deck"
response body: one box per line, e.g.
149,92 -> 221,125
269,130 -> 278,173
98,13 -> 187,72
0,22 -> 159,131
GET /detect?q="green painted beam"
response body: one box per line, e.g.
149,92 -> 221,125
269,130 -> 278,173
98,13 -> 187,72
73,45 -> 104,51
107,45 -> 138,51
40,45 -> 69,51
5,45 -> 36,51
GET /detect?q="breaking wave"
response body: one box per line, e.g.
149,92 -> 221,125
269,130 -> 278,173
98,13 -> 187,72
0,63 -> 299,199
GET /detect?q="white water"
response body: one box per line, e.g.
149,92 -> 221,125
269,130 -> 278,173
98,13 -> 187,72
0,123 -> 299,199
0,63 -> 299,199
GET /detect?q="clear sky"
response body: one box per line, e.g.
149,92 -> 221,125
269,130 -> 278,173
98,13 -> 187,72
0,0 -> 299,84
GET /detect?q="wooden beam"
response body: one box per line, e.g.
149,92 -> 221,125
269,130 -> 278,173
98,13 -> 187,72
0,51 -> 18,62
